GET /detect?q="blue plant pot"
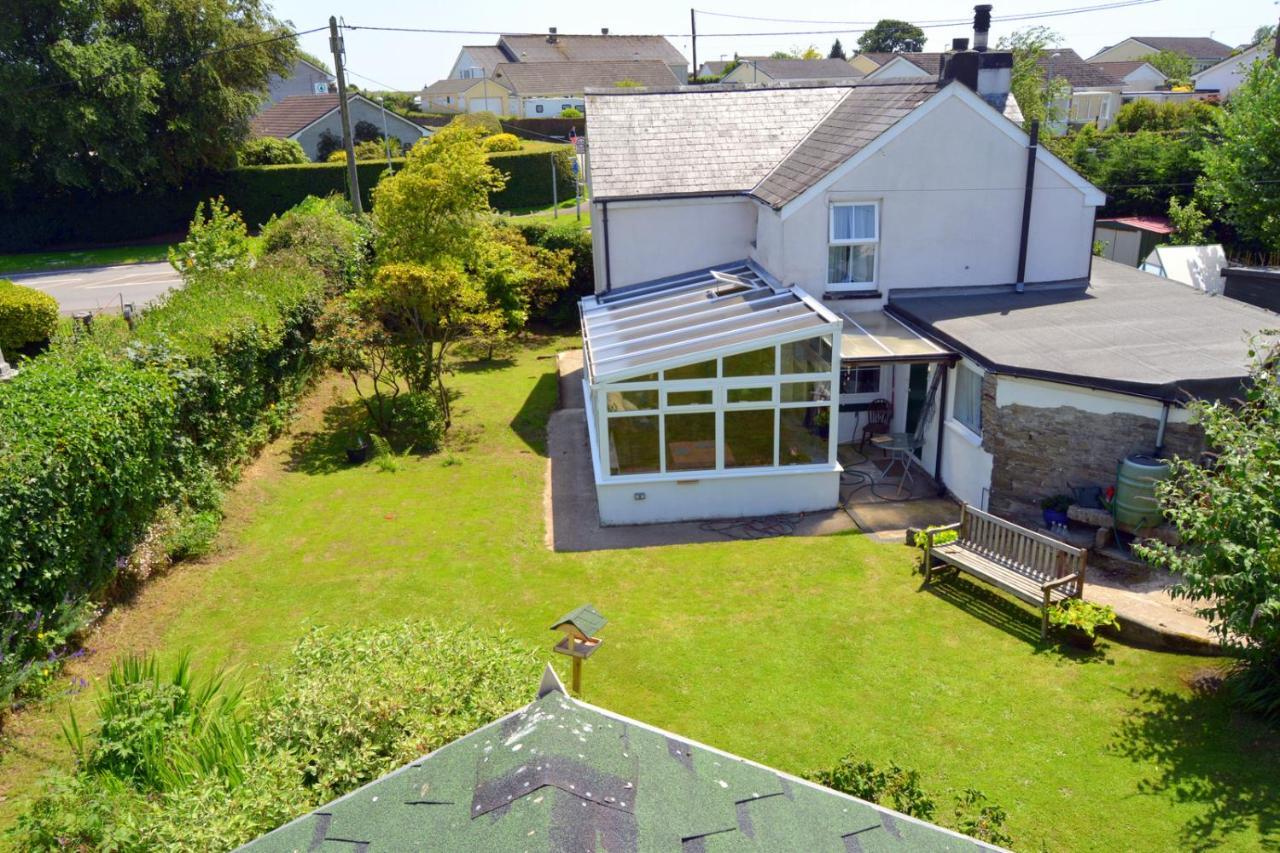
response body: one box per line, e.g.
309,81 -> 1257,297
1043,509 -> 1069,528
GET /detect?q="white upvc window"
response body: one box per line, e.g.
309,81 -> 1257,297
827,202 -> 879,290
951,363 -> 983,438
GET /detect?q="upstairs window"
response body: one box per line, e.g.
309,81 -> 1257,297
827,203 -> 878,287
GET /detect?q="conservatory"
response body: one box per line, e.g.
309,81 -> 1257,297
580,262 -> 844,525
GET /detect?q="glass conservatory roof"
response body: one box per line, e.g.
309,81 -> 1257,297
838,309 -> 953,363
581,262 -> 840,384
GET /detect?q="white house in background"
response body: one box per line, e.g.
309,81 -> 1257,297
436,30 -> 688,84
720,59 -> 864,85
1089,61 -> 1168,91
1086,36 -> 1233,74
1193,43 -> 1272,98
422,77 -> 514,114
263,57 -> 335,106
249,94 -> 431,161
857,52 -> 948,81
579,16 -> 1275,526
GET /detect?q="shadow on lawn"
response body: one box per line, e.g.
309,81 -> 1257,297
286,396 -> 369,475
922,573 -> 1108,662
1110,685 -> 1280,849
509,371 -> 559,457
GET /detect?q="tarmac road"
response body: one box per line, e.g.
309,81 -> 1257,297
9,261 -> 181,315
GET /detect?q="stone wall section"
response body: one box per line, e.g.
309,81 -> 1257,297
980,373 -> 1203,523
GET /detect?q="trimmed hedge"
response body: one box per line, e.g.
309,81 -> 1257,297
507,217 -> 593,326
0,262 -> 326,621
0,146 -> 576,251
0,279 -> 59,352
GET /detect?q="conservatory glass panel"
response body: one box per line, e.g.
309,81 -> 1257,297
724,409 -> 775,469
780,336 -> 832,374
665,412 -> 716,472
664,360 -> 717,380
606,389 -> 658,413
781,380 -> 831,404
779,407 -> 830,466
727,387 -> 772,404
667,389 -> 713,407
608,416 -> 660,475
723,346 -> 776,377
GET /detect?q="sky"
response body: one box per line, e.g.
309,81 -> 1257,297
267,0 -> 1280,91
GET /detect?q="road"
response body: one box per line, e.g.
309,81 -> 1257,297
9,262 -> 181,315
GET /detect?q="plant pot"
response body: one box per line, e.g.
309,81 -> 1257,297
1059,626 -> 1097,650
345,439 -> 370,464
1043,509 -> 1069,528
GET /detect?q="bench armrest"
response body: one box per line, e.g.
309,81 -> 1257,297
1042,573 -> 1080,591
925,523 -> 961,546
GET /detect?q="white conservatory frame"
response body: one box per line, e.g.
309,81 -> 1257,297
580,263 -> 843,496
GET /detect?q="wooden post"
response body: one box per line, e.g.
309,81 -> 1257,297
329,17 -> 362,214
571,656 -> 582,694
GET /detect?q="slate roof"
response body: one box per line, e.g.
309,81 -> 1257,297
459,45 -> 508,75
497,33 -> 687,67
585,85 -> 849,199
250,94 -> 340,138
493,60 -> 681,95
1090,60 -> 1164,82
243,669 -> 993,852
888,258 -> 1277,401
1035,49 -> 1121,88
423,77 -> 509,96
743,58 -> 864,81
1124,36 -> 1233,58
860,52 -> 948,76
754,81 -> 940,208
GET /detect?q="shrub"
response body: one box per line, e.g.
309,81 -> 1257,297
390,390 -> 445,451
258,195 -> 373,293
807,753 -> 936,820
15,622 -> 541,850
448,110 -> 502,137
506,216 -> 592,325
482,132 -> 522,153
560,106 -> 583,118
0,279 -> 59,353
237,137 -> 308,166
167,197 -> 252,280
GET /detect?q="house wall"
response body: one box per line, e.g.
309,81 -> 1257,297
1119,66 -> 1168,90
294,99 -> 426,161
450,48 -> 492,80
1194,46 -> 1266,98
752,95 -> 1096,302
522,96 -> 584,117
720,64 -> 777,85
592,197 -> 759,292
863,58 -> 933,81
596,469 -> 840,524
981,374 -> 1201,523
1068,90 -> 1121,129
266,60 -> 333,105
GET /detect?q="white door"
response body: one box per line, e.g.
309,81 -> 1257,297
470,98 -> 502,114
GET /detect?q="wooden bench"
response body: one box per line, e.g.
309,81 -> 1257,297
923,503 -> 1086,639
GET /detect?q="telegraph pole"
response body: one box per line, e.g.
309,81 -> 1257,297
329,16 -> 362,214
689,9 -> 698,80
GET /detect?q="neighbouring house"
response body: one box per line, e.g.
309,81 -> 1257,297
241,667 -> 1000,851
1035,49 -> 1127,131
263,57 -> 335,106
440,29 -> 688,83
249,93 -> 431,161
1086,36 -> 1233,74
1094,216 -> 1173,267
1089,60 -> 1168,91
491,60 -> 682,117
578,9 -> 1276,526
1141,244 -> 1228,294
1192,42 -> 1274,98
422,76 -> 515,114
855,52 -> 949,80
720,58 -> 864,86
1222,265 -> 1280,313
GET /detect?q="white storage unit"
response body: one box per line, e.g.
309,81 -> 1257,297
580,262 -> 844,525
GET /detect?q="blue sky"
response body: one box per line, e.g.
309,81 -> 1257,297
269,0 -> 1279,91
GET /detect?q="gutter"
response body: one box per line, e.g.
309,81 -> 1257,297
600,199 -> 612,292
1015,119 -> 1039,292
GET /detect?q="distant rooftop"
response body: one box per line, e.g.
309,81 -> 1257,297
242,668 -> 994,851
736,58 -> 865,81
859,52 -> 948,76
1034,49 -> 1122,89
250,94 -> 342,138
497,33 -> 687,67
493,59 -> 681,95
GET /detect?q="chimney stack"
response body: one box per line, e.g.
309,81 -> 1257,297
973,4 -> 992,52
547,27 -> 558,44
601,27 -> 609,35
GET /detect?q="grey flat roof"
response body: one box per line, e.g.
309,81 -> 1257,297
888,259 -> 1277,401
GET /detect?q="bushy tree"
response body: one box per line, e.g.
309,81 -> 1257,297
1140,50 -> 1194,86
997,27 -> 1070,128
1167,196 -> 1211,245
1112,98 -> 1217,133
1137,343 -> 1280,718
168,198 -> 252,280
857,19 -> 926,53
1198,57 -> 1280,251
237,137 -> 307,166
0,0 -> 295,197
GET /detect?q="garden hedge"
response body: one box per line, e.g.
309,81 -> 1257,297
0,145 -> 576,251
507,218 -> 593,326
0,279 -> 60,352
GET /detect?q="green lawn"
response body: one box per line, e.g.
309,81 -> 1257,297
0,244 -> 173,275
1,336 -> 1276,851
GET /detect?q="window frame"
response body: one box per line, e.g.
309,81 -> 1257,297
827,202 -> 880,290
949,362 -> 984,439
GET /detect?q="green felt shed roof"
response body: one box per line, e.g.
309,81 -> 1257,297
241,669 -> 996,852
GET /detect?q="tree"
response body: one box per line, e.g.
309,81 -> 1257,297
237,137 -> 308,166
829,39 -> 847,60
857,20 -> 926,54
1136,343 -> 1280,719
0,0 -> 296,197
799,44 -> 822,61
769,50 -> 799,60
997,27 -> 1070,128
1166,197 -> 1211,244
1141,50 -> 1194,86
1198,57 -> 1280,251
1254,24 -> 1277,47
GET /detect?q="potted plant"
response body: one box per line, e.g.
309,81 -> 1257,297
1040,494 -> 1073,528
345,434 -> 371,464
1048,599 -> 1119,649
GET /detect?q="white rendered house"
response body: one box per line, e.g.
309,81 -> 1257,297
578,12 -> 1275,526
